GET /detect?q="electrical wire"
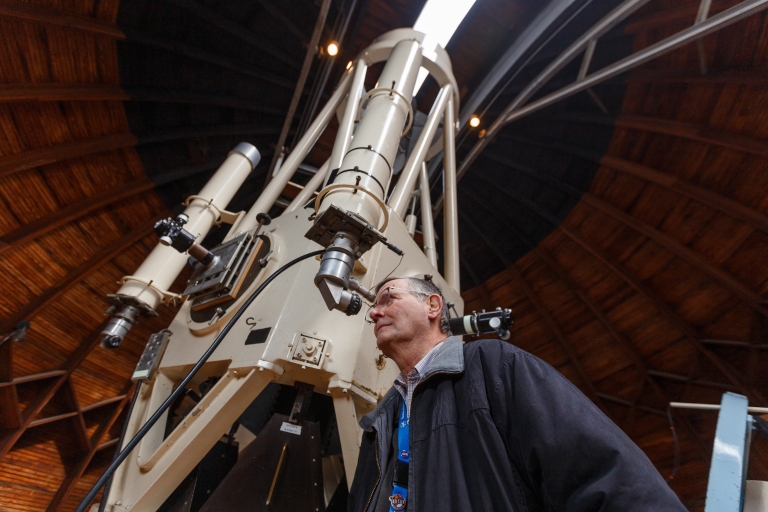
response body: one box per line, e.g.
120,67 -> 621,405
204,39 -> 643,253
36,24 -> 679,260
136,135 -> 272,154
96,382 -> 142,512
76,249 -> 324,512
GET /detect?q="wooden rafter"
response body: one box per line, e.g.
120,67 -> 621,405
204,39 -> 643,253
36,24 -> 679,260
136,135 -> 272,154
0,84 -> 128,103
0,216 -> 161,335
0,133 -> 137,178
469,170 -> 765,404
0,320 -> 107,459
123,28 -> 294,89
457,210 -> 606,409
490,134 -> 768,235
45,380 -> 134,512
0,1 -> 125,39
0,178 -> 154,255
479,151 -> 768,318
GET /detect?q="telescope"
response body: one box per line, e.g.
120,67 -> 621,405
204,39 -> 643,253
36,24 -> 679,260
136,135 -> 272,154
86,28 -> 512,512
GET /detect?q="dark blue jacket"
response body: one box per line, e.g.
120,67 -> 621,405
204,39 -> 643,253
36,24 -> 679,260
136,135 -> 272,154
348,337 -> 686,511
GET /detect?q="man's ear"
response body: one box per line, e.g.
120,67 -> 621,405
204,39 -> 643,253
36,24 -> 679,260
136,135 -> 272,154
426,295 -> 442,320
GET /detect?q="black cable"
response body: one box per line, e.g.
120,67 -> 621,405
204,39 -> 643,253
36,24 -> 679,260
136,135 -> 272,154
666,406 -> 680,483
96,382 -> 142,512
77,249 -> 324,512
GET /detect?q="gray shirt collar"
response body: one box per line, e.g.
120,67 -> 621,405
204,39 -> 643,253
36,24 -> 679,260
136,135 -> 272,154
360,336 -> 465,431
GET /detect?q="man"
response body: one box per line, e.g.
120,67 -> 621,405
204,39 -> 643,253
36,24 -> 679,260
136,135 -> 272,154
348,276 -> 686,512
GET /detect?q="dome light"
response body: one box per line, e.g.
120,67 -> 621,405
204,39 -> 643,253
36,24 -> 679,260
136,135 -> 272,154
327,42 -> 339,56
469,116 -> 481,128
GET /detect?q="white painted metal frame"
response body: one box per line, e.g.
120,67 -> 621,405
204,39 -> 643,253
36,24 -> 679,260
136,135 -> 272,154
453,0 -> 768,183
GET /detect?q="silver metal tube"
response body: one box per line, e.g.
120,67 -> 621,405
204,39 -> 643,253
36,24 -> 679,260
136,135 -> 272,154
241,71 -> 353,231
389,84 -> 452,219
442,95 -> 460,292
670,402 -> 768,414
419,163 -> 437,268
285,159 -> 331,212
578,39 -> 597,81
327,60 -> 368,180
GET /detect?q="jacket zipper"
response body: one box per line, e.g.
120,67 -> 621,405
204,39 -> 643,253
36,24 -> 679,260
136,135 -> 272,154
402,369 -> 462,512
363,430 -> 382,512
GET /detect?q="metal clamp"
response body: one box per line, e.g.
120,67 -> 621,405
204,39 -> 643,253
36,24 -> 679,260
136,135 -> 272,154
119,276 -> 181,305
182,195 -> 240,226
357,87 -> 414,136
313,183 -> 390,232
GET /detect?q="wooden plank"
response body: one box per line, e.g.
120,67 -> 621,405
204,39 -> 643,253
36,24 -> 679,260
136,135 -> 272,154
0,84 -> 128,103
81,394 -> 127,413
600,155 -> 768,235
0,133 -> 138,178
46,382 -> 133,512
0,216 -> 160,336
0,320 -> 107,459
0,341 -> 21,429
508,263 -> 606,409
0,178 -> 154,255
28,411 -> 79,428
0,1 -> 125,39
558,224 -> 765,404
124,28 -> 294,89
578,193 -> 768,319
615,115 -> 768,157
0,370 -> 67,388
625,68 -> 768,85
61,379 -> 91,453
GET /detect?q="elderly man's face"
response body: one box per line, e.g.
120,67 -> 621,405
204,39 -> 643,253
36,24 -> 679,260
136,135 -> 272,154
368,279 -> 431,353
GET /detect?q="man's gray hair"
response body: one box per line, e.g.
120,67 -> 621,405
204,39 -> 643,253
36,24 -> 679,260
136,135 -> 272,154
375,276 -> 451,334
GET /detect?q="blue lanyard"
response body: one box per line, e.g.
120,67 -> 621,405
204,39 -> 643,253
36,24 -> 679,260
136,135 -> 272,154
389,399 -> 410,511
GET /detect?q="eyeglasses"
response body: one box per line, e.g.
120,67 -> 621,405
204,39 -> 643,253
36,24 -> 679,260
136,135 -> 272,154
365,286 -> 430,324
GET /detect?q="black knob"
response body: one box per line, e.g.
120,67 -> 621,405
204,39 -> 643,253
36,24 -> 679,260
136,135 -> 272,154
102,335 -> 122,349
345,293 -> 362,316
256,213 -> 272,226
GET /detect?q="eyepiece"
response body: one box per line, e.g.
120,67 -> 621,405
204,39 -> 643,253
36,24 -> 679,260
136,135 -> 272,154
344,293 -> 362,316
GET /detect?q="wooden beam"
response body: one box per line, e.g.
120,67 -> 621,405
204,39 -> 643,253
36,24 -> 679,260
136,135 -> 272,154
615,115 -> 768,157
624,68 -> 768,85
123,28 -> 294,89
508,263 -> 607,409
163,0 -> 299,70
0,1 -> 125,39
493,133 -> 768,235
0,370 -> 67,388
547,113 -> 768,157
558,223 -> 765,404
595,393 -> 667,417
0,216 -> 161,335
456,207 -> 605,409
0,320 -> 108,459
256,0 -> 309,44
126,87 -> 284,115
600,155 -> 768,235
646,369 -> 738,390
0,133 -> 137,178
0,342 -> 21,430
46,381 -> 134,512
471,169 -> 765,403
479,151 -> 768,318
0,178 -> 154,255
578,192 -> 768,318
0,84 -> 128,103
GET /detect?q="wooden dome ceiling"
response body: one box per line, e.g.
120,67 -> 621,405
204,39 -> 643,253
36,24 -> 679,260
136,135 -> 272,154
1,0 -> 767,510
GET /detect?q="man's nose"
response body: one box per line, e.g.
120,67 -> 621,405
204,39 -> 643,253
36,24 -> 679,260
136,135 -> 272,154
369,306 -> 383,323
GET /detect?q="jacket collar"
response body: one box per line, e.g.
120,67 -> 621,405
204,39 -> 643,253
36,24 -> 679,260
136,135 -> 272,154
359,336 -> 465,432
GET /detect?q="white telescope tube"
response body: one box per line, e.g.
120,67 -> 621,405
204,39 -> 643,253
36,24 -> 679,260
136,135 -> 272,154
116,144 -> 259,310
319,39 -> 423,228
